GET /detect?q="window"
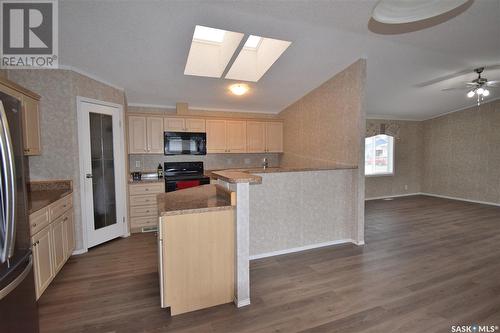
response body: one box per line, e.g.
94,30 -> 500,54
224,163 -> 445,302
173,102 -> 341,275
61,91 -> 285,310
365,134 -> 394,176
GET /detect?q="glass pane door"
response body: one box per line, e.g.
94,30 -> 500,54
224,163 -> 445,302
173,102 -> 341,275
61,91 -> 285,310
89,112 -> 116,230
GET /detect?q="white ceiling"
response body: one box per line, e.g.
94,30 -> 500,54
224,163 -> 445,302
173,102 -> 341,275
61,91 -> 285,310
59,0 -> 500,120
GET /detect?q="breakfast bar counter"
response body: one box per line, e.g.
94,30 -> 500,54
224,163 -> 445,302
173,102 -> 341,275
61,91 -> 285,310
156,184 -> 234,216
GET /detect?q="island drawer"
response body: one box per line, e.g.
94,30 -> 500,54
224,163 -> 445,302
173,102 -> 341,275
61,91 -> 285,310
130,205 -> 157,218
131,216 -> 158,228
49,195 -> 73,221
130,194 -> 158,206
129,183 -> 164,196
29,207 -> 50,236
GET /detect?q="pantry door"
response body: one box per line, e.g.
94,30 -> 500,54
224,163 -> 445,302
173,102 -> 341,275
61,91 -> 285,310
77,97 -> 127,249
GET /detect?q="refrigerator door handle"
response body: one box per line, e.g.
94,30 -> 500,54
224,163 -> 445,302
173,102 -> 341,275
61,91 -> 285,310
0,101 -> 16,262
0,255 -> 32,301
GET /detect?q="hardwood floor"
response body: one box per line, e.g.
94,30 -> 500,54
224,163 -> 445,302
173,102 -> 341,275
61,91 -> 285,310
39,195 -> 500,332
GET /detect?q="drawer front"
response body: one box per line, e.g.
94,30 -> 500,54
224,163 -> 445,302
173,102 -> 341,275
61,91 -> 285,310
49,195 -> 73,221
30,207 -> 50,236
129,183 -> 164,196
130,205 -> 157,218
130,194 -> 158,207
130,216 -> 158,228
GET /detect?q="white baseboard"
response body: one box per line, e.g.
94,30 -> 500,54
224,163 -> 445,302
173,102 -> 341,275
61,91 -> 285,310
72,248 -> 88,256
234,297 -> 251,308
249,239 -> 356,260
365,193 -> 421,201
420,192 -> 500,207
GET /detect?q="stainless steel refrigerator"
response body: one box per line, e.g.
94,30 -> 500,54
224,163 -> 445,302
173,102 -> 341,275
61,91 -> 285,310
0,90 -> 39,332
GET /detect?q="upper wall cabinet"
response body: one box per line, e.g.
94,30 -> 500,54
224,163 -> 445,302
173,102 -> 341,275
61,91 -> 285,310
22,96 -> 42,155
128,115 -> 164,154
265,122 -> 283,153
164,117 -> 205,133
206,120 -> 247,154
0,78 -> 42,156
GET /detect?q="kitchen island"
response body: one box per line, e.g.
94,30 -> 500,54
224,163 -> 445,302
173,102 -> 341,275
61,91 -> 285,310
156,185 -> 236,315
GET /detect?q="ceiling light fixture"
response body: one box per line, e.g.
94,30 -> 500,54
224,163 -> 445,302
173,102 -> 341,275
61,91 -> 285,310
467,87 -> 490,106
229,83 -> 249,96
244,35 -> 262,49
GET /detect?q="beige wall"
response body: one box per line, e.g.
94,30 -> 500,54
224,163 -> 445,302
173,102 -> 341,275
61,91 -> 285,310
422,99 -> 500,204
365,120 -> 423,199
279,59 -> 367,244
366,99 -> 500,205
279,59 -> 366,168
7,69 -> 126,251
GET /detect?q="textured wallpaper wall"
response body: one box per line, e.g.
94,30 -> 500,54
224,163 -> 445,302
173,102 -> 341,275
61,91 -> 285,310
365,120 -> 424,199
279,59 -> 367,244
7,69 -> 126,251
279,59 -> 366,168
422,99 -> 500,204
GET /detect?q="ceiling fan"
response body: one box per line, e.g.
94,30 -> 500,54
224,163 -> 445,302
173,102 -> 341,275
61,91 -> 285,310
441,67 -> 500,105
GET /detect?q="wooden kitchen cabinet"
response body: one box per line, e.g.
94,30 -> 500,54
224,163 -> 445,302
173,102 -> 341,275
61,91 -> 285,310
32,225 -> 54,299
22,96 -> 42,155
129,182 -> 164,233
246,121 -> 266,153
165,117 -> 206,132
265,122 -> 283,153
226,121 -> 247,153
0,77 -> 42,156
206,120 -> 227,153
51,217 -> 66,274
128,116 -> 147,154
147,117 -> 164,153
185,118 -> 205,132
30,193 -> 74,299
164,117 -> 185,132
128,115 -> 164,154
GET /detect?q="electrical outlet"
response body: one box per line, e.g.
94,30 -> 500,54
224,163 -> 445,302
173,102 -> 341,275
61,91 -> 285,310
404,184 -> 408,191
135,161 -> 141,168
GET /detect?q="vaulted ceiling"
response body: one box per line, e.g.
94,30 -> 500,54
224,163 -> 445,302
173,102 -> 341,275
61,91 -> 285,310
59,0 -> 500,120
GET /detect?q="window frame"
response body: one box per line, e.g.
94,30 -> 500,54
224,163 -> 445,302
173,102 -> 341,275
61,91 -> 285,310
364,134 -> 395,177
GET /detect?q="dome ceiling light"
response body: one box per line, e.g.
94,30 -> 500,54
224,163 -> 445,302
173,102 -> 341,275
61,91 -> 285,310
372,0 -> 470,24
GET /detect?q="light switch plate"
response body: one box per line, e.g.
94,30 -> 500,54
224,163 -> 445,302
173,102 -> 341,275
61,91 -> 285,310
135,161 -> 141,168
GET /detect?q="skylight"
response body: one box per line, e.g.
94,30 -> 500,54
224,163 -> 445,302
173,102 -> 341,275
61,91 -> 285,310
244,35 -> 262,49
193,25 -> 226,43
184,26 -> 244,78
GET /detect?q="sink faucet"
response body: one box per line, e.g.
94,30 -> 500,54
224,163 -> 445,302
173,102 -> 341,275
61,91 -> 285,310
262,158 -> 269,170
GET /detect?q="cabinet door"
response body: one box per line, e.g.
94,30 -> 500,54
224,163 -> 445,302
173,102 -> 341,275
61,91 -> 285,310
32,225 -> 54,299
22,96 -> 42,155
246,121 -> 266,153
185,118 -> 206,133
265,122 -> 283,153
128,116 -> 147,154
64,213 -> 75,260
51,218 -> 66,274
147,117 -> 164,153
226,121 -> 247,153
206,120 -> 227,153
164,117 -> 185,132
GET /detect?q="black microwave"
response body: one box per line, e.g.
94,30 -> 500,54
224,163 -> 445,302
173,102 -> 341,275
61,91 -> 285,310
164,132 -> 207,155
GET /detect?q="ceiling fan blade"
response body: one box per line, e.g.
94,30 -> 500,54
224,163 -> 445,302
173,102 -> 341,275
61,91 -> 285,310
465,82 -> 477,86
416,64 -> 500,88
441,87 -> 470,91
486,80 -> 500,86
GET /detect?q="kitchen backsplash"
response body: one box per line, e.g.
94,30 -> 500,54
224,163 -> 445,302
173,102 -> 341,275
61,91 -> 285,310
129,153 -> 281,172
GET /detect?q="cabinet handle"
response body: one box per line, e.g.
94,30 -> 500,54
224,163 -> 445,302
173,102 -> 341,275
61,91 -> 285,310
24,149 -> 30,153
32,242 -> 37,247
33,223 -> 37,227
63,217 -> 68,221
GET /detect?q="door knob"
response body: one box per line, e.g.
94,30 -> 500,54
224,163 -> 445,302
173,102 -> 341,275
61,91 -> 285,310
86,174 -> 93,178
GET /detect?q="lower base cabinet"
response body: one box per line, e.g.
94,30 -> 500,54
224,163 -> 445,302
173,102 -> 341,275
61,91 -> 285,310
31,194 -> 75,299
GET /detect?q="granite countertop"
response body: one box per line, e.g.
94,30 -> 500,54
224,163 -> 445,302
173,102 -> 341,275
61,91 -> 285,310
27,180 -> 73,214
157,184 -> 234,217
207,164 -> 358,184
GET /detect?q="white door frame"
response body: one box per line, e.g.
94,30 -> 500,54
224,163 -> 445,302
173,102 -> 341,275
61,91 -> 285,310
77,96 -> 128,252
